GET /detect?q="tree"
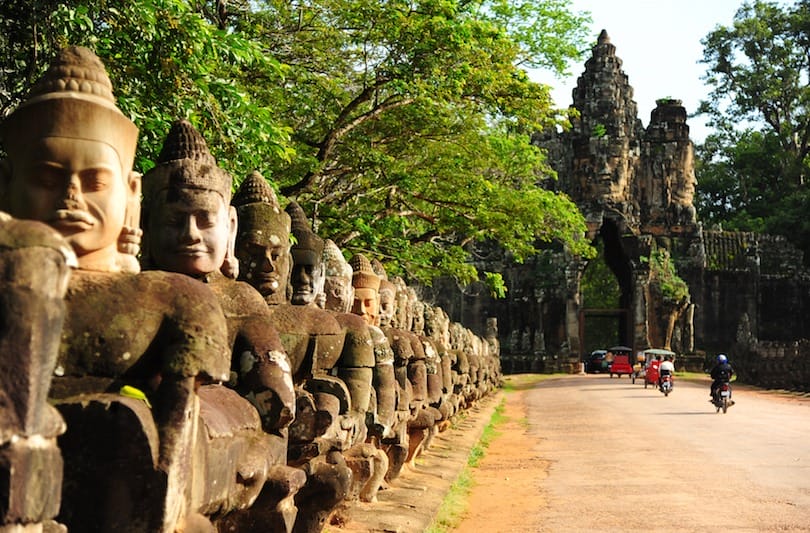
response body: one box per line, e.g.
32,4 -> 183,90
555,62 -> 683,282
696,0 -> 810,262
0,0 -> 291,174
0,0 -> 594,291
235,0 -> 594,286
695,129 -> 784,232
698,0 -> 810,186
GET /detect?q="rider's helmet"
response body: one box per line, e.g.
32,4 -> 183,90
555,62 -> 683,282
717,354 -> 728,364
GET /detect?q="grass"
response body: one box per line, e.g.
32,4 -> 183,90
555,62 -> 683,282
427,400 -> 507,533
428,375 -> 559,532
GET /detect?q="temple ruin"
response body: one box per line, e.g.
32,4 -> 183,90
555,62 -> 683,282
430,30 -> 810,391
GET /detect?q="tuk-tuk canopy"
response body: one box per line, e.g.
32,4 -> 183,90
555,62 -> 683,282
643,348 -> 675,357
609,346 -> 633,354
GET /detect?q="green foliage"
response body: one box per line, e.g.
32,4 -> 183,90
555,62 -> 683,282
647,249 -> 689,304
696,0 -> 810,263
581,240 -> 620,308
698,0 -> 810,186
0,0 -> 593,293
0,0 -> 292,175
591,122 -> 607,138
695,129 -> 781,232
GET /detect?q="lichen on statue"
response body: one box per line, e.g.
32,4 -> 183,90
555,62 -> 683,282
0,45 -> 232,532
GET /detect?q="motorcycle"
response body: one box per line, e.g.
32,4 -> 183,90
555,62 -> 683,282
659,372 -> 673,396
712,380 -> 734,413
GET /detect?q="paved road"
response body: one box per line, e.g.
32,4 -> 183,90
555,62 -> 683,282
525,374 -> 810,532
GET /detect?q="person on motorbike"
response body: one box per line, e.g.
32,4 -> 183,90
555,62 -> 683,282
658,354 -> 675,389
710,354 -> 734,400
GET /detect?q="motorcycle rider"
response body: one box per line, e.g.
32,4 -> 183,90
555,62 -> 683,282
658,354 -> 675,389
710,354 -> 734,401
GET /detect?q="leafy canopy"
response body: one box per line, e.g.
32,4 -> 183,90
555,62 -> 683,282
696,0 -> 810,262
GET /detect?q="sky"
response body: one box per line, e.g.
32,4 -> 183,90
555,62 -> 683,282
531,0 -> 757,143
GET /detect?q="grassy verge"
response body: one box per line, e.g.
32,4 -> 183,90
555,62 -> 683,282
427,373 -> 556,532
426,401 -> 504,533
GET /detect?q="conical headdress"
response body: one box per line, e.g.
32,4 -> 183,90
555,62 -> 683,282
232,171 -> 290,241
323,239 -> 351,279
143,119 -> 232,203
0,45 -> 138,175
287,200 -> 323,264
350,253 -> 381,290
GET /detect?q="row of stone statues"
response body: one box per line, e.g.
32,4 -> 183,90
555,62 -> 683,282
0,46 -> 501,533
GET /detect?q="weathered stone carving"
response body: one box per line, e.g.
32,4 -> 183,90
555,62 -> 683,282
0,44 -> 501,533
141,119 -> 302,531
0,46 -> 235,532
0,215 -> 73,533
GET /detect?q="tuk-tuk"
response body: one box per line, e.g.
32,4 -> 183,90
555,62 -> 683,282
639,348 -> 675,388
607,345 -> 634,378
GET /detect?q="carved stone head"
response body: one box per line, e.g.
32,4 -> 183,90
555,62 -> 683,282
141,119 -> 236,279
369,259 -> 396,328
231,171 -> 291,305
378,279 -> 397,328
391,276 -> 411,330
0,46 -> 140,273
322,239 -> 353,313
286,200 -> 324,307
349,253 -> 380,326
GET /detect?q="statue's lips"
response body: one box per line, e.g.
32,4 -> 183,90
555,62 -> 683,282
173,247 -> 207,256
50,209 -> 94,229
255,274 -> 279,289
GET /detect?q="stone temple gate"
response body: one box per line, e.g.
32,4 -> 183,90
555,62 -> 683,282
427,31 -> 810,383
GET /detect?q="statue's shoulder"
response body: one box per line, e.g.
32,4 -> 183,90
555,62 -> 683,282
208,276 -> 270,317
332,311 -> 368,331
271,303 -> 342,335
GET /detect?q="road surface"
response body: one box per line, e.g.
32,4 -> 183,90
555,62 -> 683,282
456,374 -> 810,532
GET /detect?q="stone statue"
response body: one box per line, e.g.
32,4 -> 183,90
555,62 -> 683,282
231,171 -> 291,306
318,239 -> 388,503
423,303 -> 455,433
351,255 -> 412,481
231,178 -> 372,532
0,46 -> 233,532
141,119 -> 303,531
0,215 -> 74,532
322,239 -> 354,314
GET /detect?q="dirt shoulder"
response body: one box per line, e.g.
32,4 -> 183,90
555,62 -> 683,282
451,380 -> 548,532
328,394 -> 502,533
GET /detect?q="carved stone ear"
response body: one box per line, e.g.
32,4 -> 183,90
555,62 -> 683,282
116,171 -> 143,273
220,205 -> 239,279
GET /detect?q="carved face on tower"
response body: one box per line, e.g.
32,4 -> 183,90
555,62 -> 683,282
350,254 -> 380,326
0,46 -> 140,273
142,120 -> 237,279
590,139 -> 630,204
231,171 -> 292,305
322,239 -> 354,313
